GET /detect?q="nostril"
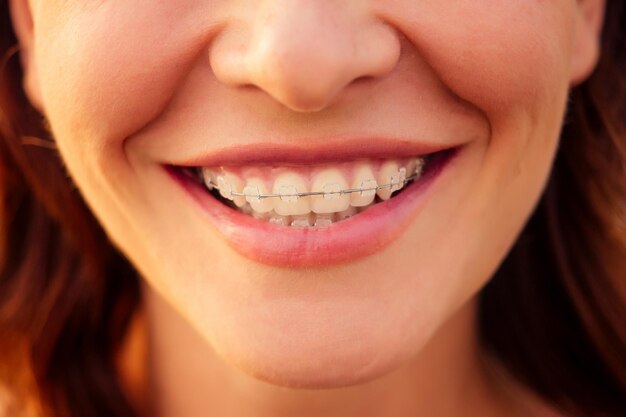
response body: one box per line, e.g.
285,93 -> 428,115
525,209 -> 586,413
240,84 -> 259,92
353,75 -> 375,85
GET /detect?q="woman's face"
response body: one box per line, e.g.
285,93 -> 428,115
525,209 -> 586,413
11,0 -> 602,387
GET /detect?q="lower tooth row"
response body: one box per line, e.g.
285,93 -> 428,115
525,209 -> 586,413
244,206 -> 365,227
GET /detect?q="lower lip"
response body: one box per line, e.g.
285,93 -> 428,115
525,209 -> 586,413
169,149 -> 459,268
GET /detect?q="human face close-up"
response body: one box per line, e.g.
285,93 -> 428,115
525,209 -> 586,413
10,0 -> 603,391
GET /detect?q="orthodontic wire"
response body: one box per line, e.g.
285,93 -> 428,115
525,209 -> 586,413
206,171 -> 422,200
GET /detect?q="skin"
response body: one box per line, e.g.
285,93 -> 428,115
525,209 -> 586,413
10,0 -> 605,416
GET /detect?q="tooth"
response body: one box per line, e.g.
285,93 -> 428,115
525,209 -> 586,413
314,214 -> 333,227
272,172 -> 311,216
251,210 -> 270,220
337,206 -> 357,221
406,157 -> 425,178
350,163 -> 377,207
240,203 -> 253,215
310,169 -> 350,214
356,202 -> 374,213
269,213 -> 291,226
243,177 -> 274,213
291,214 -> 313,228
376,161 -> 400,201
217,171 -> 246,207
390,167 -> 407,192
399,167 -> 407,183
201,168 -> 217,190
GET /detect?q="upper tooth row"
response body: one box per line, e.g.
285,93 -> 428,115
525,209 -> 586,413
201,158 -> 424,216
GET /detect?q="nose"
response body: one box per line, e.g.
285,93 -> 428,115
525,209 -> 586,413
209,1 -> 401,112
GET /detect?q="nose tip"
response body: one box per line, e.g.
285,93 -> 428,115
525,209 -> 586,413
209,3 -> 401,112
245,43 -> 363,112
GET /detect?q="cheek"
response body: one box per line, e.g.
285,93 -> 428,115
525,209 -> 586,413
382,0 -> 576,115
375,1 -> 577,304
29,2 -> 225,267
33,2 -> 218,156
383,0 -> 576,213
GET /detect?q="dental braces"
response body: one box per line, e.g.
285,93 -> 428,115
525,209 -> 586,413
207,169 -> 421,201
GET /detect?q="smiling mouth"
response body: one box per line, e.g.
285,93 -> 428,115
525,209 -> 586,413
167,142 -> 459,266
173,149 -> 452,228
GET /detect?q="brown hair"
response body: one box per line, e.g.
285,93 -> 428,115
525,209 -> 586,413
0,1 -> 624,416
0,3 -> 140,415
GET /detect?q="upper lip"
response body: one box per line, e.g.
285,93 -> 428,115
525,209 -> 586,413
170,137 -> 458,167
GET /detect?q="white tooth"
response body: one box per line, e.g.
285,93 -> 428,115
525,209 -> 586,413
314,214 -> 333,227
406,157 -> 425,178
217,172 -> 246,207
350,163 -> 377,207
290,214 -> 313,228
405,160 -> 416,177
390,167 -> 406,193
310,169 -> 350,214
269,213 -> 291,226
356,202 -> 374,213
201,168 -> 217,190
243,177 -> 274,213
337,206 -> 357,221
272,172 -> 311,216
376,161 -> 400,200
240,203 -> 253,215
252,210 -> 270,220
399,167 -> 407,183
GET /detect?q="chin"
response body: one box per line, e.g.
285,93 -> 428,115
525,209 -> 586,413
196,302 -> 428,390
218,340 -> 411,389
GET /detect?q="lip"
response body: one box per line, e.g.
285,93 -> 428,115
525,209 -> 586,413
169,137 -> 455,167
168,144 -> 460,268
